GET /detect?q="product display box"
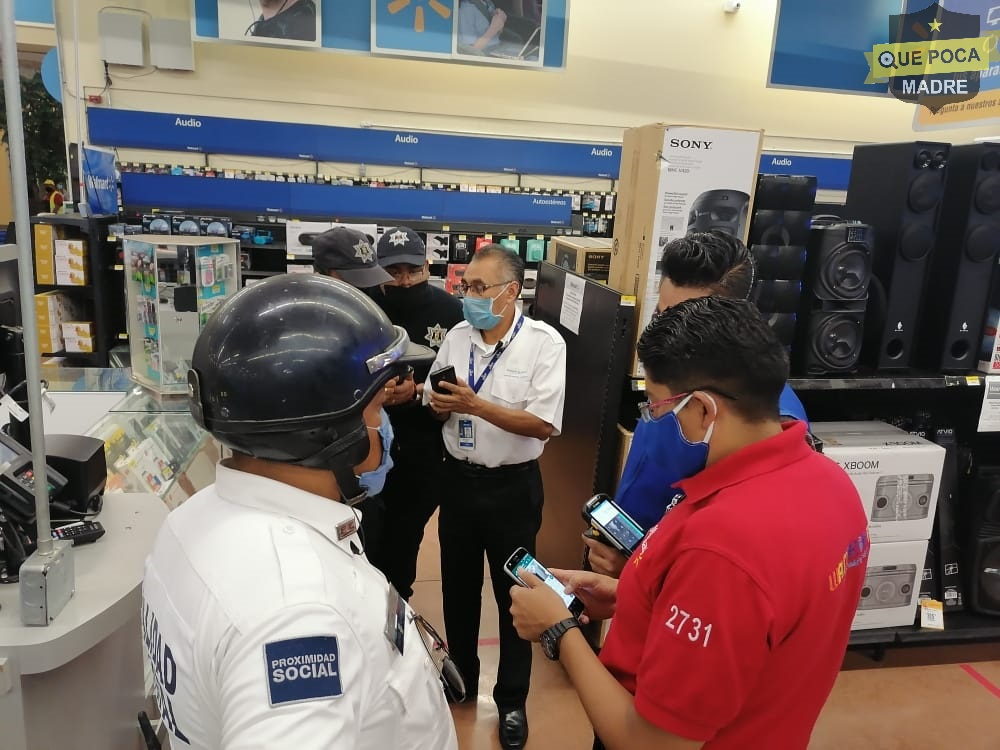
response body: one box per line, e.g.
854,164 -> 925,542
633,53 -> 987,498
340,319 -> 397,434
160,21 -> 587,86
33,223 -> 67,285
549,237 -> 613,283
124,236 -> 240,394
609,123 -> 763,376
426,232 -> 450,264
446,264 -> 468,295
34,292 -> 82,354
852,539 -> 928,631
811,421 -> 945,543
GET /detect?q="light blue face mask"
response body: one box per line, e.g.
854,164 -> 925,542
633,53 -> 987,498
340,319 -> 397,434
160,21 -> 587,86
462,282 -> 511,330
644,393 -> 717,484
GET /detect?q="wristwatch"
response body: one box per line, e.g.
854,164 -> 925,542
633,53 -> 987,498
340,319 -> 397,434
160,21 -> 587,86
540,617 -> 580,661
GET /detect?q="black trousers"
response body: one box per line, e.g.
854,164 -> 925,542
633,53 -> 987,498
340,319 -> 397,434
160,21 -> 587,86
438,455 -> 543,710
371,451 -> 443,600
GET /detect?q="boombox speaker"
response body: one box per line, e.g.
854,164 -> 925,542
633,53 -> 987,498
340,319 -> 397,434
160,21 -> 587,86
748,210 -> 812,247
846,141 -> 949,369
751,280 -> 802,314
792,222 -> 873,375
916,142 -> 1000,371
753,174 -> 817,211
751,245 -> 807,280
969,522 -> 1000,616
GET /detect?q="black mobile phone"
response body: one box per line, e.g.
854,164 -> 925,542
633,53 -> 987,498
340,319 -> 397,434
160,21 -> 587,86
503,547 -> 585,618
582,494 -> 646,557
395,365 -> 414,386
430,365 -> 458,393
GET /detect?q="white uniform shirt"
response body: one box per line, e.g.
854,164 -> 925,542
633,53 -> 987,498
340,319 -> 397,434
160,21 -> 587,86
141,463 -> 458,750
425,311 -> 567,467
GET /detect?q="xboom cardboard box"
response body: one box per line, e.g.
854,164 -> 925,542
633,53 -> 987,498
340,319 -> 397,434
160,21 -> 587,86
609,124 -> 763,376
810,421 -> 945,544
852,539 -> 928,631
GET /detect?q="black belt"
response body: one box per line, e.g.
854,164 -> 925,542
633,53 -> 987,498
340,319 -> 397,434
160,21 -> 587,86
444,453 -> 536,476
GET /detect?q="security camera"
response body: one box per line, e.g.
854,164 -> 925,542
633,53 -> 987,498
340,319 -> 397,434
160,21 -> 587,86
723,0 -> 742,12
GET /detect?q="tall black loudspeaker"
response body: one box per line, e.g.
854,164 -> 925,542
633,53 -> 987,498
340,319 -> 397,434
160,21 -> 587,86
792,222 -> 873,375
916,143 -> 1000,371
845,142 -> 949,370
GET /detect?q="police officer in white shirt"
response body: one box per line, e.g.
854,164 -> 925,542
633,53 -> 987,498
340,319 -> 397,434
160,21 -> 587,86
426,244 -> 567,750
142,275 -> 459,750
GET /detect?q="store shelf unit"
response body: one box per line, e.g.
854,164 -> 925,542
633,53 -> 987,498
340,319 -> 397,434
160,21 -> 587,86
30,214 -> 126,367
848,612 -> 1000,661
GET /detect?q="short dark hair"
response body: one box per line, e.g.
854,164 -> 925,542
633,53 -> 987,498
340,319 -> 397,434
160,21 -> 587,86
637,296 -> 788,422
660,231 -> 755,300
474,244 -> 525,290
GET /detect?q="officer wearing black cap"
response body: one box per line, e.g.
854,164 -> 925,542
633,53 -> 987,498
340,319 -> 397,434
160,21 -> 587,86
141,275 -> 457,750
371,227 -> 463,600
311,226 -> 396,560
311,226 -> 394,291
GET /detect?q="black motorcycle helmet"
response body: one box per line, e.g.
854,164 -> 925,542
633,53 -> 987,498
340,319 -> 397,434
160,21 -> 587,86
189,274 -> 430,503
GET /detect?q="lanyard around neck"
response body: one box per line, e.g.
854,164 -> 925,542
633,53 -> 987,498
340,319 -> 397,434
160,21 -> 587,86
468,315 -> 524,394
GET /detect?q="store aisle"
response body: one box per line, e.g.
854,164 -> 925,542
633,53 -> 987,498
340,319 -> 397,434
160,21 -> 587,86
409,512 -> 1000,750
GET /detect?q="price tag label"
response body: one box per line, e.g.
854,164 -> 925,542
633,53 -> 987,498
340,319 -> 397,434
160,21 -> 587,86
920,599 -> 944,630
966,375 -> 981,386
1,394 -> 28,422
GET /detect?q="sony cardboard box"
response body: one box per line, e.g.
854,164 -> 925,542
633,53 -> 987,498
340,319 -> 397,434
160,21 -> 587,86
852,539 -> 928,631
549,237 -> 613,283
810,421 -> 945,543
608,124 -> 764,376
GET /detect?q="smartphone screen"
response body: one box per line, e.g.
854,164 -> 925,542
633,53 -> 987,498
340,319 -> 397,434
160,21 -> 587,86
509,552 -> 576,609
591,499 -> 645,553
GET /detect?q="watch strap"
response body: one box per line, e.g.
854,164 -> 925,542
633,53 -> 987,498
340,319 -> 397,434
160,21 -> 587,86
542,617 -> 580,660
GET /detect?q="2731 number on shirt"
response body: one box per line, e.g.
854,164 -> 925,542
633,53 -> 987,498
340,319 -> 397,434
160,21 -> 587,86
665,604 -> 713,648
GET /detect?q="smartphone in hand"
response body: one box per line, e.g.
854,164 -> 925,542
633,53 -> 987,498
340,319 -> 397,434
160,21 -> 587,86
429,365 -> 458,394
504,547 -> 585,618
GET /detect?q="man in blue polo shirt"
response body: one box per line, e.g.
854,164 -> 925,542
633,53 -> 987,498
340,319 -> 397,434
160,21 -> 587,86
586,231 -> 809,577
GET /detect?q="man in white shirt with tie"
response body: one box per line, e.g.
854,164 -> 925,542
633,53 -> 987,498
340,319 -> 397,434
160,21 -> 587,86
427,244 -> 567,750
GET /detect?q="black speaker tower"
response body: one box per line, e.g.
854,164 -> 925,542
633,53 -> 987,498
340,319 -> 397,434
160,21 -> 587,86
916,142 -> 1000,371
845,141 -> 949,370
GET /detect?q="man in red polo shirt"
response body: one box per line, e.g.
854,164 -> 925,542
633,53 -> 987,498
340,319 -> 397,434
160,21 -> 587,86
510,296 -> 869,750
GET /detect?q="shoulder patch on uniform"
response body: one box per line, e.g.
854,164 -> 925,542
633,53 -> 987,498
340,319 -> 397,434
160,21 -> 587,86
264,636 -> 343,707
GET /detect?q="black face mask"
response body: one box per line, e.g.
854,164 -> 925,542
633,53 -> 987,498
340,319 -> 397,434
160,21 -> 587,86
383,282 -> 430,307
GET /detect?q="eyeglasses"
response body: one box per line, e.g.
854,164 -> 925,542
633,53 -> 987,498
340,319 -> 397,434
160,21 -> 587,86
458,280 -> 510,297
410,612 -> 467,703
385,266 -> 427,282
638,387 -> 737,423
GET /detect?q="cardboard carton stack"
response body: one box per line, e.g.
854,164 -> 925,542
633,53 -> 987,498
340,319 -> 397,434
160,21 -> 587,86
54,239 -> 89,286
608,123 -> 764,376
811,421 -> 946,631
34,292 -> 83,354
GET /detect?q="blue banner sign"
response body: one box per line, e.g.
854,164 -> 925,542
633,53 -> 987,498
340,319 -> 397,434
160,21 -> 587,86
120,172 -> 574,226
758,153 -> 853,191
82,146 -> 118,215
88,108 -> 621,179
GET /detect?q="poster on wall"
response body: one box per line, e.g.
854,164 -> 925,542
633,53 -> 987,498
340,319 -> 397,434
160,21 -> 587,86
215,0 -> 322,47
372,0 -> 546,66
193,0 -> 568,68
912,0 -> 1000,129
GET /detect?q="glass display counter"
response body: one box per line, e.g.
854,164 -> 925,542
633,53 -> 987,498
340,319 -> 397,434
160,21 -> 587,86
87,386 -> 221,509
40,367 -> 221,509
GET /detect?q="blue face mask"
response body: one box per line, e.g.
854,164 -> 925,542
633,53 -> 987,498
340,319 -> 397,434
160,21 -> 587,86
462,283 -> 511,330
644,393 -> 716,485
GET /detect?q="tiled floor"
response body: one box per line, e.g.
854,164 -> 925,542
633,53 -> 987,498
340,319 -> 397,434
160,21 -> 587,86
410,512 -> 1000,750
